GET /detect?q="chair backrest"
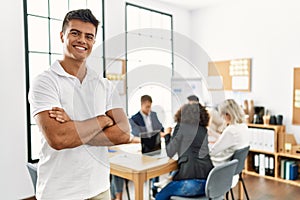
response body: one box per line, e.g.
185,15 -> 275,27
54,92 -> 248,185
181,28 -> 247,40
26,163 -> 38,193
231,146 -> 250,175
205,159 -> 238,199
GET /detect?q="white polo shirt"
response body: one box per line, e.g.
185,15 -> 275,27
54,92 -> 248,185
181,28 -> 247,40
29,60 -> 123,200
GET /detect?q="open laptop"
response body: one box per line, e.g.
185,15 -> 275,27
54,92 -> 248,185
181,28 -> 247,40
140,130 -> 162,156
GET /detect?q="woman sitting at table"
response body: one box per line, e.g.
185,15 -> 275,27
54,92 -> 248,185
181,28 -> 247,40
155,103 -> 213,200
209,99 -> 250,166
209,99 -> 250,188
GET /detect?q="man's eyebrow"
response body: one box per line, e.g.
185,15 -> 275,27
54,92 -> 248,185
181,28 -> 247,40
69,28 -> 81,32
69,29 -> 95,37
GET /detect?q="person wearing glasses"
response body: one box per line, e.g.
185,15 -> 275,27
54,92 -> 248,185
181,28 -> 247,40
29,9 -> 130,200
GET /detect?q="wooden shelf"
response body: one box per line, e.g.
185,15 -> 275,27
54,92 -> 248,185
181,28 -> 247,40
245,124 -> 300,187
244,171 -> 276,180
278,153 -> 300,159
249,149 -> 276,155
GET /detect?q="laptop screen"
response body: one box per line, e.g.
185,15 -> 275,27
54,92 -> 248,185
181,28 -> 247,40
140,130 -> 161,154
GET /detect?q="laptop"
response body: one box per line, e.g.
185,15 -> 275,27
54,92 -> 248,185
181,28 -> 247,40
140,130 -> 162,156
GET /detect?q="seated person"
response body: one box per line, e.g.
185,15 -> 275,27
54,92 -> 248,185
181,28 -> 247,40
155,103 -> 213,200
209,99 -> 250,166
209,99 -> 250,187
111,95 -> 171,199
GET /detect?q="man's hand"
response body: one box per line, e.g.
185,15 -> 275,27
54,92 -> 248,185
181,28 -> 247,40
97,115 -> 114,129
160,127 -> 172,137
49,107 -> 71,123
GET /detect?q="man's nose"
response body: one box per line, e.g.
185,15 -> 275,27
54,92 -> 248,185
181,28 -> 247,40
77,34 -> 87,44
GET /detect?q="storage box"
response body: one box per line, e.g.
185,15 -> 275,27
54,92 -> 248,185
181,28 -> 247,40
292,145 -> 300,156
285,134 -> 297,154
277,132 -> 285,152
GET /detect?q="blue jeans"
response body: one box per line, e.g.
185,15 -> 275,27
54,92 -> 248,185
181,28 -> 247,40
155,179 -> 206,200
110,175 -> 159,198
110,175 -> 124,199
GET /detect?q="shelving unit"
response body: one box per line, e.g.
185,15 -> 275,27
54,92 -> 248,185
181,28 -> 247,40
244,124 -> 300,187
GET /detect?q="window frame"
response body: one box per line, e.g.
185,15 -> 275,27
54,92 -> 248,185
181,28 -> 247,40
125,2 -> 174,114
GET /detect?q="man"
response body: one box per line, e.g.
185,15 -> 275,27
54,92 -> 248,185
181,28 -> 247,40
29,9 -> 130,200
130,95 -> 171,197
110,95 -> 171,199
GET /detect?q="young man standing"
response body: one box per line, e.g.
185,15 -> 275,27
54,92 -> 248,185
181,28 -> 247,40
29,9 -> 130,200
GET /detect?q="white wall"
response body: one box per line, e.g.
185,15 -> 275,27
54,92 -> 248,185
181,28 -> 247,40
191,0 -> 300,141
0,0 -> 34,199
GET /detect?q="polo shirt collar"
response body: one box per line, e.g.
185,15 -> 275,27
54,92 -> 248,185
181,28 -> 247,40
51,60 -> 99,80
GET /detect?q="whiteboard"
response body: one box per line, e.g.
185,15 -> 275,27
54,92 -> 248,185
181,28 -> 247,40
171,78 -> 206,115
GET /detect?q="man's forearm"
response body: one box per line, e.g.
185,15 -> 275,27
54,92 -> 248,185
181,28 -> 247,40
87,122 -> 130,146
35,111 -> 113,150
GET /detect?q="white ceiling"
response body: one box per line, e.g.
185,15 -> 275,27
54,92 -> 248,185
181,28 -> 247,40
156,0 -> 226,11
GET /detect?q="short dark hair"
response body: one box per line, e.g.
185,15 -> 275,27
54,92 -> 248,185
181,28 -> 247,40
187,95 -> 199,102
62,9 -> 99,34
141,95 -> 152,104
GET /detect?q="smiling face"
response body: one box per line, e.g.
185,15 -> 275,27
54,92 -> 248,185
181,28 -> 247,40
60,19 -> 96,62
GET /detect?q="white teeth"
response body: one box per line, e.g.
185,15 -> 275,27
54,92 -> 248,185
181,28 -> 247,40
75,46 -> 86,50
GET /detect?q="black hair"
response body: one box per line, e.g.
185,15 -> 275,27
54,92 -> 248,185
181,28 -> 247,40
62,9 -> 99,34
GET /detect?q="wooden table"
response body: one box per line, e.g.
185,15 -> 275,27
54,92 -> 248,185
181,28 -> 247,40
109,144 -> 178,199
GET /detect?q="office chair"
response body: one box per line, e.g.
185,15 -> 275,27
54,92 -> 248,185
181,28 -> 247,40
26,163 -> 38,193
226,146 -> 250,200
170,159 -> 238,200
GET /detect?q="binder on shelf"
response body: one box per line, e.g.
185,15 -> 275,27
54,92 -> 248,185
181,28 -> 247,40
248,127 -> 275,152
267,129 -> 275,152
257,130 -> 264,151
281,159 -> 287,179
259,154 -> 265,176
265,155 -> 269,175
290,163 -> 299,180
269,157 -> 274,176
254,154 -> 259,173
285,161 -> 296,180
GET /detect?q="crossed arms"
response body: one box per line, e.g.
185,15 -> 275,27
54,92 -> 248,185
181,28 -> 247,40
35,107 -> 130,150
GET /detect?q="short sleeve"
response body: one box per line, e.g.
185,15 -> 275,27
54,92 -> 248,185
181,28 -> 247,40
104,79 -> 124,111
28,73 -> 61,117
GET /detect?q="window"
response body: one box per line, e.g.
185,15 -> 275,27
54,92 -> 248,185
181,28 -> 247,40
24,0 -> 104,162
125,3 -> 173,125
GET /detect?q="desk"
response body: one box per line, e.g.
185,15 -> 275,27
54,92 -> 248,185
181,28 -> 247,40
109,144 -> 178,199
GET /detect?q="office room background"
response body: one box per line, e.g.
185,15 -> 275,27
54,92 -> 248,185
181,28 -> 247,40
2,0 -> 300,199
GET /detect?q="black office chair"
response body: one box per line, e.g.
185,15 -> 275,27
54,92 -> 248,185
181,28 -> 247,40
226,146 -> 250,200
170,159 -> 239,200
26,163 -> 38,193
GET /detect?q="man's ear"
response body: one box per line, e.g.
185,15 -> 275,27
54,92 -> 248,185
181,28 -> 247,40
60,31 -> 64,43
